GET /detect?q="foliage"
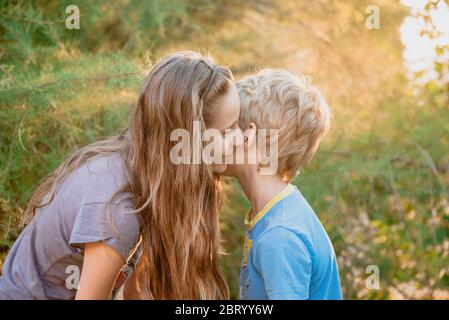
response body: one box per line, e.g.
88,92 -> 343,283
1,0 -> 448,299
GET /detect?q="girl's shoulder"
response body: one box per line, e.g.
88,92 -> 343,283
64,153 -> 132,205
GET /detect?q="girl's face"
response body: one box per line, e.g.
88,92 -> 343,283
206,84 -> 241,173
219,122 -> 258,178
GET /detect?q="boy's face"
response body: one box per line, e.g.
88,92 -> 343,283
219,123 -> 259,178
220,79 -> 280,178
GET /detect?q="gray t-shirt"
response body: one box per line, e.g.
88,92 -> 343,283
0,153 -> 140,300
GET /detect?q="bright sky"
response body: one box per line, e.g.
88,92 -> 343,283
400,0 -> 449,82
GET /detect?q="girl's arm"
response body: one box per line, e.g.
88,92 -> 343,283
75,242 -> 124,300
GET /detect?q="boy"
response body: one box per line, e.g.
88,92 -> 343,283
228,69 -> 342,299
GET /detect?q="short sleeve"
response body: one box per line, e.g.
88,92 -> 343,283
69,202 -> 140,262
252,227 -> 313,299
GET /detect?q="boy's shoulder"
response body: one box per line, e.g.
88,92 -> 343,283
252,186 -> 328,255
254,225 -> 314,257
256,186 -> 318,233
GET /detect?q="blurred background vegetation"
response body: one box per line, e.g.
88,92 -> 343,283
1,0 -> 448,299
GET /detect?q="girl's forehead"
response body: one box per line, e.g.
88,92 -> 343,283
220,86 -> 241,120
207,84 -> 241,130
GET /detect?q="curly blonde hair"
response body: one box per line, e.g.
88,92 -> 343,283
236,69 -> 331,181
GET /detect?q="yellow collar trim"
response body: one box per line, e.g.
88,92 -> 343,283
244,184 -> 295,230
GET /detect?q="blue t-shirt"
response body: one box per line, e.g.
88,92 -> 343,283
239,184 -> 342,300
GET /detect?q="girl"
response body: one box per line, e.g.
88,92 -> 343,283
0,51 -> 241,300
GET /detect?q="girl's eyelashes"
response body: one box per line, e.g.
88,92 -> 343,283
227,122 -> 240,132
223,126 -> 233,134
222,122 -> 240,136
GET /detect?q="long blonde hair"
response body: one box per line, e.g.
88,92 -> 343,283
22,51 -> 233,299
